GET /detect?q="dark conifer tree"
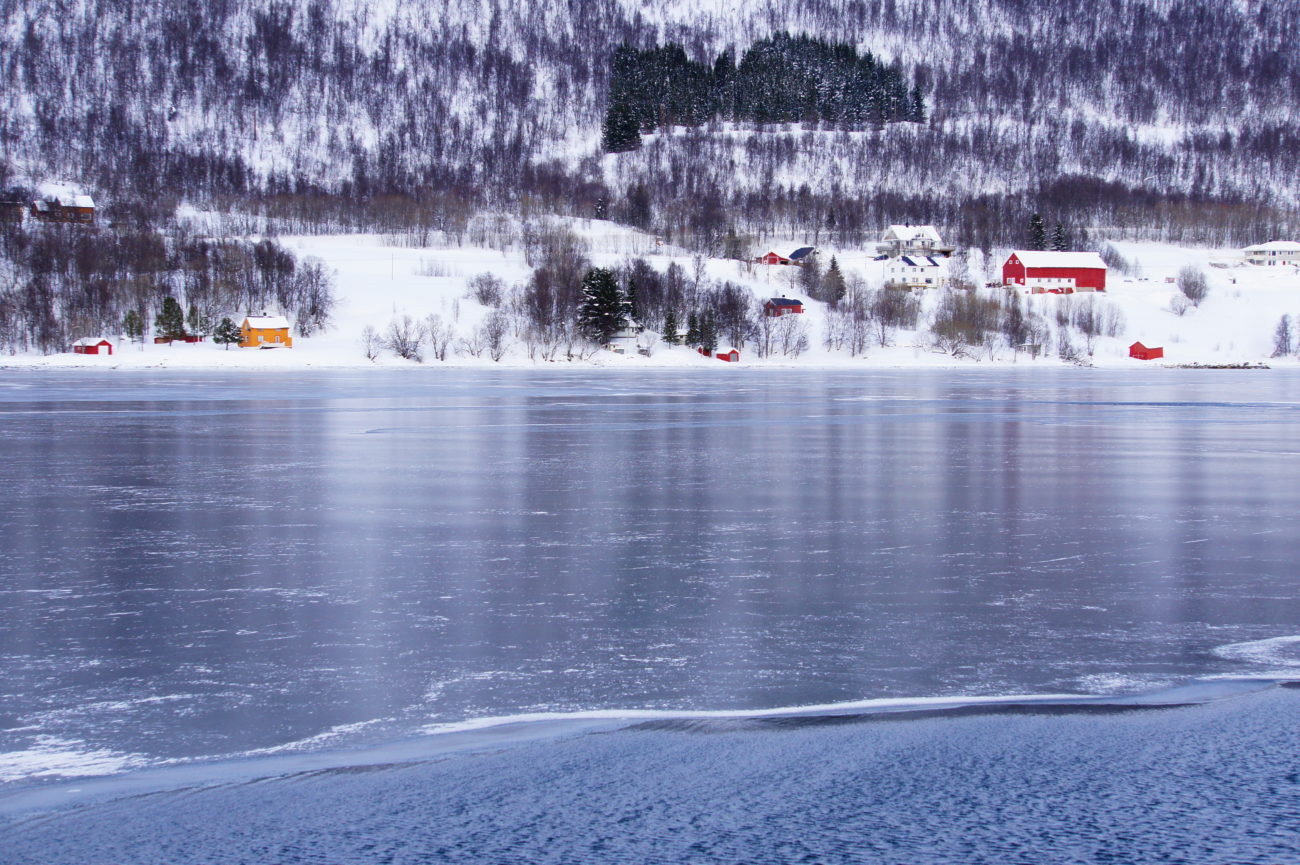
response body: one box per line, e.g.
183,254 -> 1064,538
699,312 -> 718,354
1050,222 -> 1069,251
213,317 -> 242,350
662,308 -> 678,344
685,311 -> 700,346
823,256 -> 847,304
602,101 -> 642,153
577,267 -> 626,344
122,309 -> 143,343
154,296 -> 186,339
1028,214 -> 1047,251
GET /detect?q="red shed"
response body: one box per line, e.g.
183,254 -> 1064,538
1129,341 -> 1164,360
1003,251 -> 1108,293
764,297 -> 804,317
72,337 -> 113,355
716,348 -> 740,362
758,251 -> 791,265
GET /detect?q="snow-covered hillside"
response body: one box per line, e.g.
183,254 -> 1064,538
2,0 -> 1297,248
8,222 -> 1297,371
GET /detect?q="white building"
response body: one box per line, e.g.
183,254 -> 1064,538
876,225 -> 953,259
1243,241 -> 1300,267
884,255 -> 947,289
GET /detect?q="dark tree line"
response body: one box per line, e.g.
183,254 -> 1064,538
604,33 -> 923,151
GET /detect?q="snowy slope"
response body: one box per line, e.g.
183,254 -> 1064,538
6,222 -> 1298,371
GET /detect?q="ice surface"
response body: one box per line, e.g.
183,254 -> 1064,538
1,686 -> 1297,865
2,369 -> 1300,794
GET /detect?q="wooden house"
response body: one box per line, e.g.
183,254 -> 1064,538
1129,341 -> 1164,360
240,314 -> 294,348
884,255 -> 947,289
876,225 -> 953,259
31,194 -> 95,224
764,297 -> 804,317
72,337 -> 113,355
716,348 -> 740,362
1243,241 -> 1300,267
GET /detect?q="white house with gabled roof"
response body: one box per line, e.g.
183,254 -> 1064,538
1243,241 -> 1300,267
876,225 -> 953,259
884,255 -> 947,289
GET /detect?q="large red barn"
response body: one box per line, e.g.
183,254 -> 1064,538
1003,251 -> 1108,293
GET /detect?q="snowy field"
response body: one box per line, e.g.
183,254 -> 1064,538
4,220 -> 1299,371
1,682 -> 1297,864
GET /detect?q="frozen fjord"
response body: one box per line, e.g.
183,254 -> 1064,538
1,368 -> 1300,791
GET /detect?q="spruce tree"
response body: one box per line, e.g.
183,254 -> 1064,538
1050,222 -> 1069,251
685,311 -> 700,346
1028,213 -> 1047,251
662,309 -> 678,344
602,101 -> 641,153
700,313 -> 719,355
213,317 -> 242,350
154,296 -> 185,339
122,309 -> 143,343
823,256 -> 847,304
577,267 -> 627,344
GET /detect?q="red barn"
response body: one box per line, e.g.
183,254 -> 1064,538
716,348 -> 740,362
1129,341 -> 1164,360
72,337 -> 113,355
764,297 -> 804,317
1003,251 -> 1108,293
758,251 -> 791,265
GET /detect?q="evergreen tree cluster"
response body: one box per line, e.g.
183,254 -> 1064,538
604,33 -> 924,151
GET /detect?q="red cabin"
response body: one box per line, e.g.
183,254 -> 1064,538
716,348 -> 740,362
758,251 -> 791,266
1003,251 -> 1108,294
764,297 -> 804,317
1129,341 -> 1164,360
72,338 -> 113,355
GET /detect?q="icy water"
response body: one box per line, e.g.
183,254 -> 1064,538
2,369 -> 1299,787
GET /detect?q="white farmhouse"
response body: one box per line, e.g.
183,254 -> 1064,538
876,225 -> 953,259
884,255 -> 947,289
1243,241 -> 1300,267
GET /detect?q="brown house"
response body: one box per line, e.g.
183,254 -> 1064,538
31,194 -> 95,224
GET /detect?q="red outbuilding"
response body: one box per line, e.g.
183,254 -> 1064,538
1129,341 -> 1164,360
72,337 -> 113,355
764,297 -> 804,317
1003,251 -> 1108,293
758,251 -> 791,265
716,348 -> 740,362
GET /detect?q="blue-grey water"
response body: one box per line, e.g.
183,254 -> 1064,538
2,369 -> 1299,789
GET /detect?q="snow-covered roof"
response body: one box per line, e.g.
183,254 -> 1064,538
73,337 -> 112,346
882,224 -> 942,244
1009,251 -> 1107,270
767,297 -> 803,307
55,194 -> 94,208
243,314 -> 291,329
1244,241 -> 1300,252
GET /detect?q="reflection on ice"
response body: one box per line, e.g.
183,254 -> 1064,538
2,369 -> 1299,787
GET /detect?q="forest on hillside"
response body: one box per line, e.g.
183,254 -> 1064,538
1,0 -> 1298,251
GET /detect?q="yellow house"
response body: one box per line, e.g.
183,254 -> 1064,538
240,314 -> 294,348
